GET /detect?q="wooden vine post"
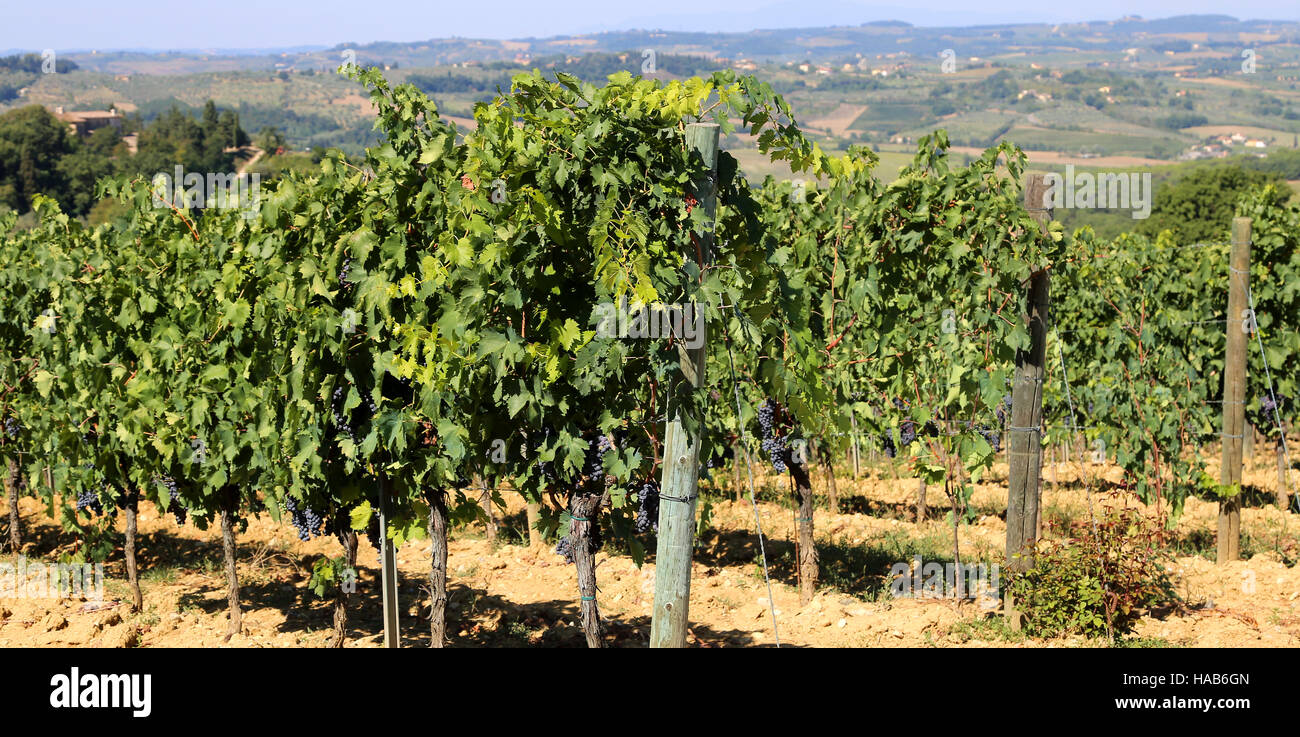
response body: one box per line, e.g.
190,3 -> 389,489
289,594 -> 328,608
378,476 -> 401,647
849,406 -> 861,480
4,458 -> 20,552
650,122 -> 718,648
1004,173 -> 1052,627
1218,217 -> 1251,564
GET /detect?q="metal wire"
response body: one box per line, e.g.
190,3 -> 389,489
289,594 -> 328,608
724,305 -> 781,647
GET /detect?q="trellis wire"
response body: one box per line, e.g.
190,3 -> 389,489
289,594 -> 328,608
723,306 -> 781,647
1237,266 -> 1296,512
1055,338 -> 1115,642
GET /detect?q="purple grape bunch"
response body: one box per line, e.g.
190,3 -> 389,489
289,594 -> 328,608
758,398 -> 789,472
634,479 -> 659,533
584,433 -> 613,482
156,476 -> 187,524
879,431 -> 897,459
284,495 -> 324,541
338,257 -> 354,291
331,385 -> 356,442
75,490 -> 103,515
899,420 -> 918,447
995,394 -> 1012,425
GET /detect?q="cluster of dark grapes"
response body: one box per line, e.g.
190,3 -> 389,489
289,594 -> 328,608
75,490 -> 104,515
879,431 -> 897,458
583,434 -> 612,482
155,476 -> 188,524
554,536 -> 574,563
284,495 -> 325,541
977,426 -> 1002,452
757,398 -> 789,472
331,386 -> 356,442
1250,393 -> 1291,429
338,257 -> 354,291
3,416 -> 21,440
995,394 -> 1012,425
554,521 -> 604,565
367,513 -> 383,553
634,479 -> 659,533
899,420 -> 918,447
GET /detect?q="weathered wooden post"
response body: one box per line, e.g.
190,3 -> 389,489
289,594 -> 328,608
1005,174 -> 1052,626
4,458 -> 20,552
378,477 -> 401,647
650,122 -> 718,648
1218,217 -> 1251,564
525,501 -> 543,547
849,405 -> 861,480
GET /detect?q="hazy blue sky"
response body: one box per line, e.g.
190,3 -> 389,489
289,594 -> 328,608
5,1 -> 1300,51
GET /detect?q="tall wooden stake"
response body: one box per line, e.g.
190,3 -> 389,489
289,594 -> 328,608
1218,217 -> 1251,564
378,476 -> 401,647
650,123 -> 718,648
1006,174 -> 1052,624
849,406 -> 861,480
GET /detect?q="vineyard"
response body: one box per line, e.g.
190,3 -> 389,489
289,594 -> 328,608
1,67 -> 1297,648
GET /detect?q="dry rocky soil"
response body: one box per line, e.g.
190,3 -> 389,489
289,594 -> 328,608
2,456 -> 1297,648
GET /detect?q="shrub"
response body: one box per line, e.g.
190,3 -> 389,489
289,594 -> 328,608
1007,502 -> 1176,639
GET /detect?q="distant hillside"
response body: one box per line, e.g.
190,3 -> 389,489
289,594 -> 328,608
44,14 -> 1300,75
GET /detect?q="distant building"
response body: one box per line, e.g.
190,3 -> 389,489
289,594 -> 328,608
50,106 -> 124,138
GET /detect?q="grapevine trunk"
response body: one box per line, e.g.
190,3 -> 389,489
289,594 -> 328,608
124,490 -> 142,612
789,459 -> 818,605
821,452 -> 838,514
477,482 -> 498,544
220,497 -> 242,639
427,489 -> 449,648
569,490 -> 603,648
330,529 -> 358,648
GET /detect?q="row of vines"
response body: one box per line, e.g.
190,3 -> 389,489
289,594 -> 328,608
2,66 -> 1296,647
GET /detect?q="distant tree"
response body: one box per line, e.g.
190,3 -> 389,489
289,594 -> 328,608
57,144 -> 117,215
256,126 -> 286,153
130,101 -> 244,177
0,105 -> 73,212
213,110 -> 247,149
976,70 -> 1017,100
0,53 -> 78,74
1136,166 -> 1287,243
1157,112 -> 1208,129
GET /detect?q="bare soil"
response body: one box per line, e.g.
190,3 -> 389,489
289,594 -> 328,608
2,453 -> 1297,648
